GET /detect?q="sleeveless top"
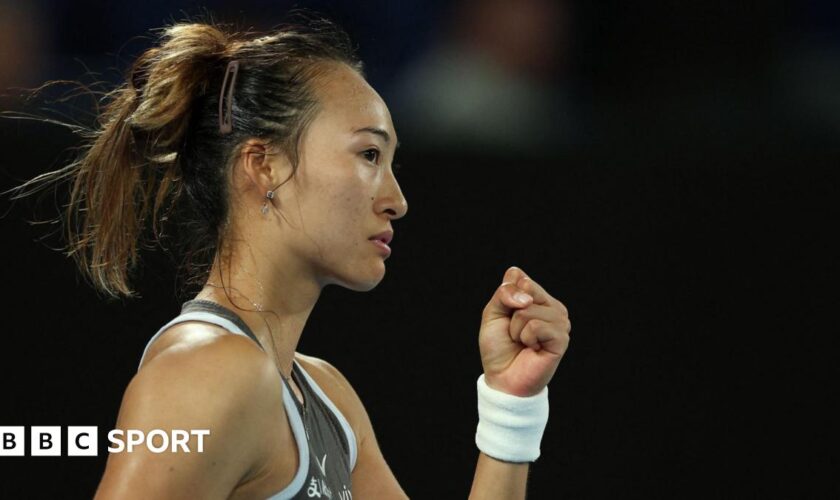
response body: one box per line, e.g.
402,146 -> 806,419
137,299 -> 357,500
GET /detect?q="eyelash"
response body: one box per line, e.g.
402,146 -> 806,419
362,149 -> 402,173
362,149 -> 380,164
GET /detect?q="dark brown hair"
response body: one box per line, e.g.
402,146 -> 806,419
6,14 -> 363,299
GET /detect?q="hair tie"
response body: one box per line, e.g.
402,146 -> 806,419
218,60 -> 239,134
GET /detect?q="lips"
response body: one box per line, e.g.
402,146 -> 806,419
369,230 -> 393,245
369,230 -> 393,258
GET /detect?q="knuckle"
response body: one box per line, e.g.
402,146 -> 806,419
557,301 -> 569,315
505,267 -> 527,283
524,278 -> 541,294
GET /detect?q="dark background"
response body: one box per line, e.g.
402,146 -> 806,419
0,0 -> 835,498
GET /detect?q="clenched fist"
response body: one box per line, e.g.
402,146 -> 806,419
479,266 -> 571,397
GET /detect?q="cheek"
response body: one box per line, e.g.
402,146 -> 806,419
319,179 -> 370,243
296,156 -> 376,253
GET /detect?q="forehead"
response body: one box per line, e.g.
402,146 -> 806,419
310,63 -> 394,136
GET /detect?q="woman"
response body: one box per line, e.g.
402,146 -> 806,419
12,16 -> 571,499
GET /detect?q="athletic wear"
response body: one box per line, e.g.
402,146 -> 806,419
137,299 -> 357,499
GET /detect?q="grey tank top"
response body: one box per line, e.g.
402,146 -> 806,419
137,299 -> 357,500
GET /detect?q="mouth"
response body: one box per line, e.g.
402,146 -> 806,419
369,230 -> 393,245
368,230 -> 393,257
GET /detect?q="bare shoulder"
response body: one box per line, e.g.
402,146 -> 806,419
294,352 -> 352,389
96,326 -> 286,499
133,323 -> 283,420
139,321 -> 257,370
133,324 -> 280,408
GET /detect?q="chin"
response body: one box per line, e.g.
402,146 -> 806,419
335,260 -> 387,292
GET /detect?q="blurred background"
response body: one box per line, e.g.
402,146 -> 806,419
0,0 -> 835,498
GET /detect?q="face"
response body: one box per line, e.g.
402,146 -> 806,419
269,63 -> 408,291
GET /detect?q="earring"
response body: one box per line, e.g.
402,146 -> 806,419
261,190 -> 275,215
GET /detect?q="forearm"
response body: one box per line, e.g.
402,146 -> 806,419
468,452 -> 530,500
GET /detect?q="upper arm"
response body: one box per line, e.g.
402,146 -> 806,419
95,335 -> 280,500
309,357 -> 409,499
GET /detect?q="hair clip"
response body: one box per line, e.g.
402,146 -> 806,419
219,60 -> 240,135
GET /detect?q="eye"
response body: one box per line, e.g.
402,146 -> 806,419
362,148 -> 380,164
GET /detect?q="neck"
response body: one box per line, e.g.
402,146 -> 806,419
193,247 -> 322,379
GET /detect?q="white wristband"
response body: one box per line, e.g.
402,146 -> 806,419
475,374 -> 549,463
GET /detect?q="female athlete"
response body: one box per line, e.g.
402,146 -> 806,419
11,16 -> 571,499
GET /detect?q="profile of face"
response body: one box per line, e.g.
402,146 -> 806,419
246,62 -> 408,292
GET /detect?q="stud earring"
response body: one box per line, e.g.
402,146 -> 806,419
261,190 -> 275,215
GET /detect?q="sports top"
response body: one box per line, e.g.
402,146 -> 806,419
137,299 -> 357,500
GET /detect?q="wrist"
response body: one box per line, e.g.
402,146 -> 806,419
482,372 -> 541,397
475,373 -> 549,463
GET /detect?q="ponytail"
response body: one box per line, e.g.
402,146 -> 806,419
10,24 -> 230,299
6,15 -> 362,300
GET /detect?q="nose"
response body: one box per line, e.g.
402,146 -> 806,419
374,169 -> 408,220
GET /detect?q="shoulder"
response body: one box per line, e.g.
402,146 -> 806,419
133,323 -> 280,411
139,321 -> 264,370
295,352 -> 351,390
132,324 -> 282,420
294,352 -> 356,401
97,325 -> 285,498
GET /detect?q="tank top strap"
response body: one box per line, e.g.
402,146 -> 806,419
137,300 -> 266,370
136,301 -> 313,499
180,299 -> 265,348
136,300 -> 359,498
291,361 -> 359,471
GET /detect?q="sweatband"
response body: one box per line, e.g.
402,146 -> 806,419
475,374 -> 549,463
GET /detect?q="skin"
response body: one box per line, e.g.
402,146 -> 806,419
94,61 -> 571,499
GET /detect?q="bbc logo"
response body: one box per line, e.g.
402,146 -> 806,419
1,426 -> 98,457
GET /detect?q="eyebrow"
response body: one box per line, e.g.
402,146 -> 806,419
354,127 -> 400,149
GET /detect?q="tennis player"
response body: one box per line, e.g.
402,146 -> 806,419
12,16 -> 571,499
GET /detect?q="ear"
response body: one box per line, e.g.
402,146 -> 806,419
240,139 -> 295,191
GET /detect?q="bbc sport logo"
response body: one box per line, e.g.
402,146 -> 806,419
0,426 -> 210,456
